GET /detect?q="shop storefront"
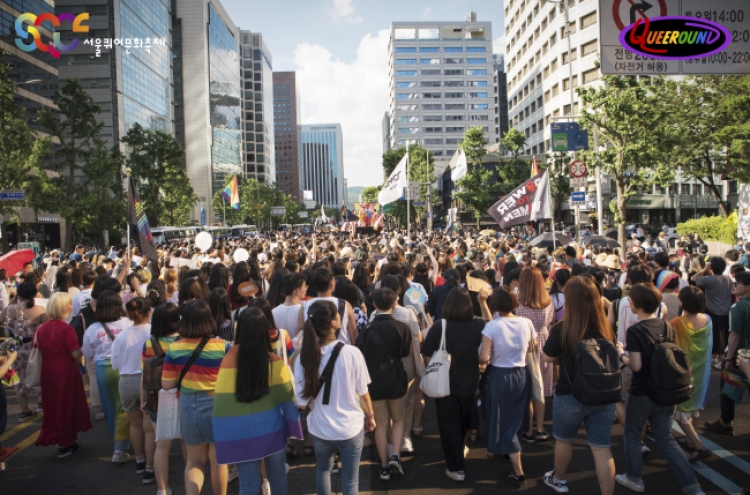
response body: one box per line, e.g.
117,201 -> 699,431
4,208 -> 65,250
623,195 -> 676,226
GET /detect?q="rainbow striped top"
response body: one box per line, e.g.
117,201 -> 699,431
162,338 -> 231,394
212,348 -> 303,464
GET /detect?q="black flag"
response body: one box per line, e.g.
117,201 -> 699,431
127,176 -> 158,262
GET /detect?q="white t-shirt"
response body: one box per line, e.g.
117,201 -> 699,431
273,303 -> 302,338
111,323 -> 151,375
82,317 -> 134,363
71,288 -> 93,318
294,342 -> 370,441
303,297 -> 351,344
616,298 -> 668,351
482,316 -> 536,368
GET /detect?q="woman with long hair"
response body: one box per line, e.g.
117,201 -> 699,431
541,277 -> 617,494
294,300 -> 375,495
208,288 -> 234,342
479,286 -> 536,486
265,267 -> 290,309
208,264 -> 229,292
515,267 -> 555,443
34,292 -> 92,456
245,298 -> 294,363
161,300 -> 231,495
82,290 -> 133,462
212,307 -> 302,495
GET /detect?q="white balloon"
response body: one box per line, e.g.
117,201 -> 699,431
233,248 -> 249,263
195,231 -> 213,251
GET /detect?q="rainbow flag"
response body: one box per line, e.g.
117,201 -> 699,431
531,156 -> 540,178
671,315 -> 712,413
221,176 -> 240,210
212,347 -> 303,464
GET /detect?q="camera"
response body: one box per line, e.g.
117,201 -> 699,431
0,337 -> 19,356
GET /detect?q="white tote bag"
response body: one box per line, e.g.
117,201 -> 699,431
24,332 -> 43,388
419,319 -> 451,398
155,389 -> 181,441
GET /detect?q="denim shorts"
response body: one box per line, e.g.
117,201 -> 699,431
553,394 -> 616,448
179,391 -> 215,446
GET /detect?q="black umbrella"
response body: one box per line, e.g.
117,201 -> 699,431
581,235 -> 621,248
604,229 -> 618,240
529,232 -> 572,248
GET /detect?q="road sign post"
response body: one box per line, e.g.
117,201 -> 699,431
0,191 -> 25,201
550,123 -> 590,151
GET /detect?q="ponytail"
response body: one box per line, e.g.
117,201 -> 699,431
300,300 -> 338,401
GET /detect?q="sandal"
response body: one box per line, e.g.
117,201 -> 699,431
688,448 -> 711,462
469,428 -> 478,442
17,411 -> 37,422
303,446 -> 315,457
675,437 -> 692,451
413,427 -> 424,438
286,444 -> 299,458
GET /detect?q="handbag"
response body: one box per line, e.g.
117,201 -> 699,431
420,319 -> 451,398
526,325 -> 545,403
275,329 -> 296,392
154,337 -> 208,441
24,331 -> 42,388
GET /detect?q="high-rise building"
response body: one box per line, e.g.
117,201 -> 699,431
240,30 -> 275,185
493,53 -> 509,142
388,12 -> 497,170
300,124 -> 344,209
382,111 -> 391,153
273,71 -> 302,202
503,0 -> 601,156
173,0 -> 241,222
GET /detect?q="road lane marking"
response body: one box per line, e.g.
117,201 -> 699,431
0,414 -> 42,442
9,431 -> 40,458
691,461 -> 742,495
671,423 -> 750,473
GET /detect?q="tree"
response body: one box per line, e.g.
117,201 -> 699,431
39,79 -> 103,251
453,127 -> 494,228
361,186 -> 380,203
122,124 -> 197,227
496,128 -> 532,197
577,76 -> 678,249
715,76 -> 750,183
544,152 -> 572,219
501,128 -> 526,160
382,148 -> 407,177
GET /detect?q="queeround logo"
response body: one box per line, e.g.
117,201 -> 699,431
15,12 -> 90,59
619,16 -> 731,61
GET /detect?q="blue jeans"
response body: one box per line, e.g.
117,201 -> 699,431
179,391 -> 215,446
236,449 -> 287,495
553,394 -> 615,448
311,428 -> 364,495
624,394 -> 701,494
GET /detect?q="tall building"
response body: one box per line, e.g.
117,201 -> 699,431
173,0 -> 241,223
273,71 -> 302,201
493,53 -> 509,142
240,30 -> 274,184
388,12 -> 497,170
300,124 -> 344,209
382,111 -> 390,153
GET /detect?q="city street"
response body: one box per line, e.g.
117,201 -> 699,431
2,372 -> 748,494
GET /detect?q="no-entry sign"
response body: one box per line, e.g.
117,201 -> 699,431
569,160 -> 587,178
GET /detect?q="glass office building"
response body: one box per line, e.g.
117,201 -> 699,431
300,124 -> 344,209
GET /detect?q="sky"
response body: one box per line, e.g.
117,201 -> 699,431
221,0 -> 506,187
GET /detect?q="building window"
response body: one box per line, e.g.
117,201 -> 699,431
423,138 -> 443,145
446,115 -> 465,121
444,47 -> 463,52
467,58 -> 487,64
423,115 -> 443,121
396,93 -> 419,99
445,58 -> 463,64
420,81 -> 441,87
582,68 -> 599,84
466,69 -> 487,75
424,127 -> 443,133
420,58 -> 440,65
445,104 -> 466,110
395,47 -> 417,52
397,127 -> 419,134
467,80 -> 487,87
394,28 -> 416,40
396,70 -> 418,76
446,126 -> 465,133
445,80 -> 464,87
580,11 -> 597,29
397,104 -> 418,111
422,92 -> 441,98
445,92 -> 464,98
422,69 -> 441,75
468,92 -> 488,98
422,104 -> 443,110
395,59 -> 417,65
466,46 -> 487,52
468,104 -> 488,110
582,39 -> 598,56
420,46 -> 439,52
562,49 -> 578,64
444,69 -> 464,75
396,81 -> 417,88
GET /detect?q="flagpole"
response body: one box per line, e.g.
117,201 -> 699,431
406,141 -> 410,237
126,168 -> 131,264
223,200 -> 226,227
547,168 -> 556,251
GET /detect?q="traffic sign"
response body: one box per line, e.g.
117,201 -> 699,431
569,178 -> 587,188
571,191 -> 586,203
0,191 -> 25,201
270,206 -> 286,216
551,123 -> 589,151
412,201 -> 426,207
569,160 -> 588,178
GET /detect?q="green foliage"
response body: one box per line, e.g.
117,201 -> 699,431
0,55 -> 51,248
462,127 -> 488,169
379,145 -> 434,228
122,124 -> 197,227
361,186 -> 380,203
716,76 -> 750,183
382,148 -> 406,177
501,128 -> 526,159
544,153 -> 572,216
454,128 -> 494,226
676,212 -> 738,245
211,176 -> 299,226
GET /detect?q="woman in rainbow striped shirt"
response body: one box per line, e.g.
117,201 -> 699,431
212,307 -> 303,495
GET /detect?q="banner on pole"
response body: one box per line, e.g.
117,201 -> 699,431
487,170 -> 552,229
127,177 -> 158,261
379,154 -> 408,205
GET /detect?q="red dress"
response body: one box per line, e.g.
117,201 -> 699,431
35,320 -> 92,447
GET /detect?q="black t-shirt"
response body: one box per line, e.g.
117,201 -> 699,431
422,318 -> 485,396
543,321 -> 603,396
626,318 -> 669,396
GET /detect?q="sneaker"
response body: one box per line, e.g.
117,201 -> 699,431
142,471 -> 156,485
641,443 -> 651,457
401,437 -> 414,454
57,443 -> 80,458
535,430 -> 550,441
704,419 -> 735,435
228,465 -> 239,483
543,470 -> 569,493
389,455 -> 404,475
156,490 -> 172,495
331,460 -> 339,474
616,474 -> 645,492
505,471 -> 526,486
445,469 -> 465,482
111,451 -> 129,464
387,443 -> 393,457
380,466 -> 391,481
522,432 -> 536,444
261,478 -> 271,495
136,461 -> 146,474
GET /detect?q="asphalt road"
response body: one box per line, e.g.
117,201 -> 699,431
1,372 -> 749,494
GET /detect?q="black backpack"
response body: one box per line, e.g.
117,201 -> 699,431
359,323 -> 407,401
71,302 -> 96,347
565,338 -> 622,405
645,321 -> 693,406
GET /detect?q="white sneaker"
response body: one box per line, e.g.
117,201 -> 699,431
641,443 -> 651,456
543,470 -> 569,493
111,451 -> 129,463
445,469 -> 465,482
261,478 -> 271,495
616,473 -> 645,492
156,489 -> 172,495
401,437 -> 414,454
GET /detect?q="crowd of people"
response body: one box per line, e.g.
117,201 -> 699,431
1,228 -> 749,495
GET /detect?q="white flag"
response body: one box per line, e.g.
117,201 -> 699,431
320,205 -> 328,222
451,149 -> 468,182
378,154 -> 408,205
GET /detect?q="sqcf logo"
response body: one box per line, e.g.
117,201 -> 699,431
15,12 -> 89,59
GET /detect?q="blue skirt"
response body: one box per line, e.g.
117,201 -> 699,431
485,366 -> 529,455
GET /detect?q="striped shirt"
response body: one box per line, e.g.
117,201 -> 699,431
270,329 -> 295,360
162,337 -> 231,394
141,335 -> 179,369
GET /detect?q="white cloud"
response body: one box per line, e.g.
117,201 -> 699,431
294,30 -> 390,188
329,0 -> 362,23
423,6 -> 433,18
493,34 -> 506,55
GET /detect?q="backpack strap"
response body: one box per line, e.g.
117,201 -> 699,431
612,298 -> 620,332
102,322 -> 116,342
177,337 -> 209,390
316,342 -> 345,405
150,336 -> 164,358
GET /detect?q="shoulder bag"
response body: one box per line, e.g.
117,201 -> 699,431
24,331 -> 43,388
420,319 -> 451,398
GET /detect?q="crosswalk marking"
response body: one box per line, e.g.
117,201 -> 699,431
691,461 -> 742,495
0,414 -> 43,443
10,430 -> 40,458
